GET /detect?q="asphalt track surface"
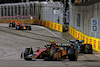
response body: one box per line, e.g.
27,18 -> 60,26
0,23 -> 100,67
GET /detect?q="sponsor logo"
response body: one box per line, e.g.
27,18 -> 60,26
78,33 -> 80,39
54,24 -> 57,29
94,40 -> 96,48
76,32 -> 77,37
73,30 -> 74,36
81,34 -> 82,40
71,29 -> 72,34
51,23 -> 53,28
58,25 -> 61,30
86,37 -> 88,43
69,27 -> 70,33
47,23 -> 50,27
44,22 -> 46,26
83,36 -> 85,40
98,41 -> 100,50
90,39 -> 92,44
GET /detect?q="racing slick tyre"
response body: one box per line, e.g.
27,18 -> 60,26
16,25 -> 20,30
84,45 -> 92,54
50,48 -> 59,58
24,48 -> 33,61
68,48 -> 78,61
28,26 -> 31,30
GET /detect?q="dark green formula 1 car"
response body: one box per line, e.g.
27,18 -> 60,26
68,40 -> 93,54
80,44 -> 92,54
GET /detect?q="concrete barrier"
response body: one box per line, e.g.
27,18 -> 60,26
69,2 -> 100,39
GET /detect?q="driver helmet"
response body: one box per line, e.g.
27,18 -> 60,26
50,40 -> 54,43
75,42 -> 78,44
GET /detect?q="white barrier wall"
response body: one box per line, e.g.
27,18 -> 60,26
0,1 -> 64,25
69,2 -> 100,38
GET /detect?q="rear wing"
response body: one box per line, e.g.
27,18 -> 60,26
56,43 -> 71,47
68,40 -> 84,43
46,43 -> 71,47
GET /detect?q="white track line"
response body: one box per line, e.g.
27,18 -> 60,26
94,54 -> 100,57
39,26 -> 68,42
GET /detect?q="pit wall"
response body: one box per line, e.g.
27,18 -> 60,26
0,19 -> 62,32
69,26 -> 100,52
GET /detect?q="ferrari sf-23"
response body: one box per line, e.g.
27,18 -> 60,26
21,42 -> 78,61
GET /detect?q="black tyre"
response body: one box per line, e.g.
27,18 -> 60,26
68,48 -> 78,61
24,48 -> 33,56
24,48 -> 33,61
16,25 -> 20,30
50,48 -> 59,58
68,48 -> 75,55
29,26 -> 31,30
84,45 -> 92,54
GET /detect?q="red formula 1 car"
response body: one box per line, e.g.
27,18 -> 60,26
21,43 -> 78,61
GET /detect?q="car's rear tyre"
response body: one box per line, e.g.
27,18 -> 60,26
29,26 -> 31,30
16,25 -> 20,30
68,48 -> 78,61
50,48 -> 59,58
84,45 -> 92,54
